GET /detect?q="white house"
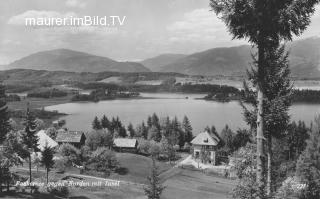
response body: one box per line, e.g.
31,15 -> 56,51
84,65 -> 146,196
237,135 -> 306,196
191,131 -> 220,165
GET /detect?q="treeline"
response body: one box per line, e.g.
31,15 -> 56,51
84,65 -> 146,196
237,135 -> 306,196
91,113 -> 193,147
27,88 -> 68,98
89,113 -> 194,161
9,108 -> 66,119
74,82 -> 241,94
71,88 -> 139,102
292,89 -> 320,103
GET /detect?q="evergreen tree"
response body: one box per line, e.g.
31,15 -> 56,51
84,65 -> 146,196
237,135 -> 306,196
118,126 -> 127,138
127,123 -> 135,138
232,129 -> 251,152
0,83 -> 11,144
141,121 -> 148,139
92,116 -> 102,130
210,1 -> 320,197
286,121 -> 309,161
147,116 -> 153,128
220,125 -> 234,154
101,115 -> 110,130
22,105 -> 39,183
148,126 -> 161,142
151,113 -> 160,130
144,157 -> 165,199
160,116 -> 171,138
171,117 -> 181,147
242,45 -> 292,194
41,144 -> 55,184
295,116 -> 320,199
182,116 -> 193,143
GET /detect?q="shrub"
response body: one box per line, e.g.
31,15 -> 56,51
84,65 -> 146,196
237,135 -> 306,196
54,158 -> 68,173
58,144 -> 80,165
47,186 -> 69,197
88,147 -> 119,174
85,130 -> 113,151
138,139 -> 151,154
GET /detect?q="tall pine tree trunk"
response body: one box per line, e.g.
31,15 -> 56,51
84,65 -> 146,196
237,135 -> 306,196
29,155 -> 32,183
256,88 -> 265,197
0,168 -> 2,193
46,169 -> 49,184
256,43 -> 266,198
267,135 -> 272,196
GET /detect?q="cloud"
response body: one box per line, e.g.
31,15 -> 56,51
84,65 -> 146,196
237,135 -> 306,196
166,8 -> 232,43
7,10 -> 76,25
65,0 -> 86,9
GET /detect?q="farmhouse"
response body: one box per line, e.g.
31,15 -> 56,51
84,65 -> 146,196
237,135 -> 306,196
191,131 -> 220,165
56,130 -> 86,148
113,138 -> 138,152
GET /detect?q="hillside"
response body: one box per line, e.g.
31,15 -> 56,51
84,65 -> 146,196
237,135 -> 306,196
141,54 -> 187,72
155,37 -> 320,77
9,49 -> 150,73
159,45 -> 252,76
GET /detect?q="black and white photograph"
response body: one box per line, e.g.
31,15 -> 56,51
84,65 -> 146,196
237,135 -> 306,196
1,0 -> 320,198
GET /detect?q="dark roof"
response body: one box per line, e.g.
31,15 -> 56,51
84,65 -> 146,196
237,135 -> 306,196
56,130 -> 86,143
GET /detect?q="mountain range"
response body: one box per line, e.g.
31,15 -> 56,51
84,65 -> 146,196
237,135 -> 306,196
140,37 -> 320,78
9,49 -> 150,73
5,37 -> 320,78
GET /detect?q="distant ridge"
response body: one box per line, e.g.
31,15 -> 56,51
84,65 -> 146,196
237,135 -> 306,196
9,49 -> 151,73
141,54 -> 187,72
142,37 -> 320,78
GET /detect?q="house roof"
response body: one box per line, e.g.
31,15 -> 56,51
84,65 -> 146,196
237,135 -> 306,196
56,130 -> 85,143
37,130 -> 58,151
191,131 -> 219,146
114,138 -> 137,148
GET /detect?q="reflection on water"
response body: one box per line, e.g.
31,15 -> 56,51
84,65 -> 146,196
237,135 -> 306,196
45,93 -> 320,134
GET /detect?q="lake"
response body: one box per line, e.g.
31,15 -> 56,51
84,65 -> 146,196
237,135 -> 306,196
45,92 -> 320,134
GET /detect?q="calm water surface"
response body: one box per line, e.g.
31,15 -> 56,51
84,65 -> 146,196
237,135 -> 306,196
45,93 -> 320,134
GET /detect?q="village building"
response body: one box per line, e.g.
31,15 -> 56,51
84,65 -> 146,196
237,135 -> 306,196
191,131 -> 220,165
56,130 -> 86,148
113,138 -> 138,153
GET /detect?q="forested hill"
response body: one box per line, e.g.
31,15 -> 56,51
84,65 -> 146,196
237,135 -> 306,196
142,37 -> 320,78
8,49 -> 151,73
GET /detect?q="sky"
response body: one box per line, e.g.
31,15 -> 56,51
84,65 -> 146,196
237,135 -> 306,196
0,0 -> 320,64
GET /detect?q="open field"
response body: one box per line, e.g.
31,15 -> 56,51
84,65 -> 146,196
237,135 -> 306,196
7,152 -> 236,199
110,153 -> 172,184
162,168 -> 236,199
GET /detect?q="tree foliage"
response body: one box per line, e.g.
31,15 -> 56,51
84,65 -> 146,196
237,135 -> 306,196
41,144 -> 55,184
0,83 -> 11,144
144,158 -> 165,199
295,116 -> 320,199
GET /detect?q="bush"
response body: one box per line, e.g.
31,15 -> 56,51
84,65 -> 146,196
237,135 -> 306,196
58,144 -> 80,165
138,139 -> 151,154
88,147 -> 119,174
54,158 -> 68,173
85,130 -> 113,151
47,186 -> 69,197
